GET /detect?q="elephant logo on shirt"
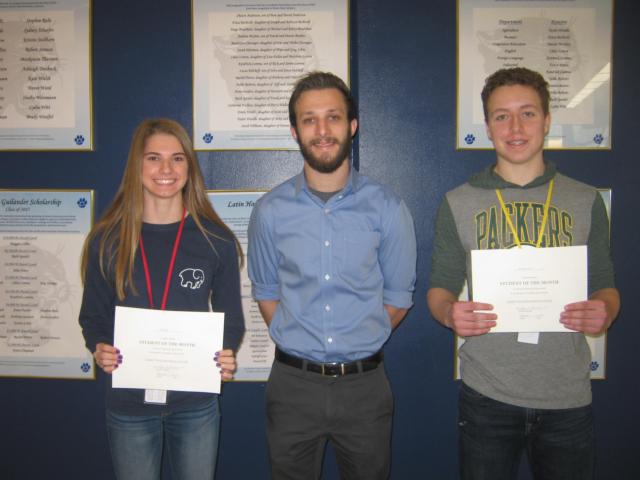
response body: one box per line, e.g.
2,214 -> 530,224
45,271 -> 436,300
178,268 -> 205,289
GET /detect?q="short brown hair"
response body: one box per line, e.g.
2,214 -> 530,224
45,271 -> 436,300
288,71 -> 357,127
481,67 -> 550,122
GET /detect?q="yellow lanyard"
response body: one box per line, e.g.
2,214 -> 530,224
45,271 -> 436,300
495,179 -> 554,248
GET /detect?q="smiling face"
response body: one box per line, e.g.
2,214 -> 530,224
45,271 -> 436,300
291,87 -> 358,174
485,84 -> 550,173
141,133 -> 189,204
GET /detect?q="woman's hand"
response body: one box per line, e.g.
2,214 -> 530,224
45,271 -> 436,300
215,349 -> 236,381
94,343 -> 122,374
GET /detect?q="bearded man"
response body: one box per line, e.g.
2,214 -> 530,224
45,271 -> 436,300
248,71 -> 417,480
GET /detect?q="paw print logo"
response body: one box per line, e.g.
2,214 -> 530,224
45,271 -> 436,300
464,134 -> 475,145
74,134 -> 85,146
590,361 -> 599,372
77,197 -> 87,208
80,362 -> 91,373
593,134 -> 604,145
202,132 -> 214,144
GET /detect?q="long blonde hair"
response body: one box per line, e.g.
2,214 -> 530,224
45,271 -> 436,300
80,118 -> 243,300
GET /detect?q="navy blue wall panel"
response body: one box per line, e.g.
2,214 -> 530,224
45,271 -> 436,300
1,1 -> 638,478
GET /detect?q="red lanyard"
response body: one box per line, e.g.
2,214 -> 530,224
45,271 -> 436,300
138,208 -> 187,310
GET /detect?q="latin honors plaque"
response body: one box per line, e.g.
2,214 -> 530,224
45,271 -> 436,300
0,189 -> 94,378
193,0 -> 349,150
207,191 -> 273,381
0,0 -> 92,150
457,0 -> 612,149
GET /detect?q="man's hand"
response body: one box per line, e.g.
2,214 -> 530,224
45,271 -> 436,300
445,301 -> 497,336
427,288 -> 496,337
384,305 -> 408,329
561,288 -> 620,335
561,300 -> 607,334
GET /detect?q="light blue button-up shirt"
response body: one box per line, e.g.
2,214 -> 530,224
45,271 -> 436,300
248,168 -> 417,362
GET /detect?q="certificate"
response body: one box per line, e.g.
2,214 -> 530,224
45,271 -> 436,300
471,246 -> 587,332
113,306 -> 224,394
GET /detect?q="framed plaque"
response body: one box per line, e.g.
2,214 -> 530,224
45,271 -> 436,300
0,189 -> 94,378
193,0 -> 349,150
457,0 -> 613,149
208,190 -> 273,381
0,0 -> 93,151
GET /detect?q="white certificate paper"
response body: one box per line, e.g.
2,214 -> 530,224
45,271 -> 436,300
113,306 -> 224,393
471,246 -> 587,332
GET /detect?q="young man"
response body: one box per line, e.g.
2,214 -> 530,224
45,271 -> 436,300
427,67 -> 619,479
248,71 -> 417,479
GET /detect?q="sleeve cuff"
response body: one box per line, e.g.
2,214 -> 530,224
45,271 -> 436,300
383,289 -> 414,309
251,282 -> 280,301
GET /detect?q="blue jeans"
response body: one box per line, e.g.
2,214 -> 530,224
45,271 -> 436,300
458,383 -> 594,480
106,398 -> 220,480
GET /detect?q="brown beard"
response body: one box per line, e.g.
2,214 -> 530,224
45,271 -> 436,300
296,131 -> 353,174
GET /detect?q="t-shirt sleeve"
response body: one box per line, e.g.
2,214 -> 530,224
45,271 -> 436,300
587,192 -> 616,294
429,197 -> 467,296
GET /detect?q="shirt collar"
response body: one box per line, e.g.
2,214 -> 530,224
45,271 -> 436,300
294,165 -> 360,198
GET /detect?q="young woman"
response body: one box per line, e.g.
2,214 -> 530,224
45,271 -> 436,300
79,118 -> 245,479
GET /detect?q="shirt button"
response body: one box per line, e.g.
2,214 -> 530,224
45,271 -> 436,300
325,304 -> 331,312
338,195 -> 343,199
324,274 -> 330,281
324,208 -> 330,214
327,337 -> 333,343
324,240 -> 330,247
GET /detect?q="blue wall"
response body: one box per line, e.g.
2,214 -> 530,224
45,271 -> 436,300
2,1 -> 639,478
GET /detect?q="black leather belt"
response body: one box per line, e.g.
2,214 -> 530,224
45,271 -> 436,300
275,348 -> 382,376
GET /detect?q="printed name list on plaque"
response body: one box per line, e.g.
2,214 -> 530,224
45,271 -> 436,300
0,190 -> 94,378
0,0 -> 92,150
457,0 -> 612,149
193,0 -> 349,150
208,191 -> 273,381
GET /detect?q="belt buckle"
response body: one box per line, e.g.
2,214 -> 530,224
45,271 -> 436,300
320,362 -> 344,377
